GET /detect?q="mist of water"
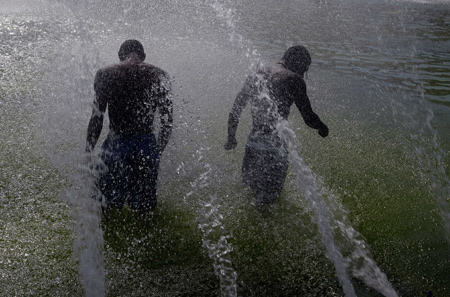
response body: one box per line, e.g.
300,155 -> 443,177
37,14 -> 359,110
70,155 -> 106,297
211,1 -> 400,294
278,120 -> 399,297
3,0 -> 449,295
388,84 -> 450,243
184,148 -> 238,297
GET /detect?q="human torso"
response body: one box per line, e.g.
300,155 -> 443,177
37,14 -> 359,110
248,64 -> 300,136
95,60 -> 169,137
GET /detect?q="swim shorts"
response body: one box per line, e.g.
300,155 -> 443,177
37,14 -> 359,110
95,133 -> 160,211
242,135 -> 288,204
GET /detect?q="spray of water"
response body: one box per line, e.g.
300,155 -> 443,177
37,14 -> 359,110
184,147 -> 238,297
69,155 -> 106,297
209,1 -> 399,295
368,2 -> 450,244
29,1 -> 108,294
389,85 -> 450,243
278,120 -> 398,297
207,0 -> 261,70
4,0 -> 448,295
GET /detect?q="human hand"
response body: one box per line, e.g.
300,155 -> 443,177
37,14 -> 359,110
318,126 -> 329,138
224,137 -> 237,150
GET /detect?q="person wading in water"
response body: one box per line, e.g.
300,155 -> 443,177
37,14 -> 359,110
85,39 -> 173,211
224,45 -> 329,204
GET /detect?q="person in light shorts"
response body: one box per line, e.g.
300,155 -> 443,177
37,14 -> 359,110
224,45 -> 328,204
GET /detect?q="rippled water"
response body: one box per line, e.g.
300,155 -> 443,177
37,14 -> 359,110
1,0 -> 449,296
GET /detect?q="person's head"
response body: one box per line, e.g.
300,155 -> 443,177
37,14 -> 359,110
118,39 -> 146,62
280,45 -> 311,75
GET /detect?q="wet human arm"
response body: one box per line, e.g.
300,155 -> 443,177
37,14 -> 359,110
224,80 -> 252,150
157,75 -> 173,153
85,72 -> 107,152
294,79 -> 329,137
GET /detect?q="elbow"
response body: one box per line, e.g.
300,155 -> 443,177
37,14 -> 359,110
228,111 -> 239,125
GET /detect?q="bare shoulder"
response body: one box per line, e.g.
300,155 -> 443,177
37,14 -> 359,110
95,63 -> 121,80
140,63 -> 169,77
94,66 -> 113,84
101,62 -> 122,72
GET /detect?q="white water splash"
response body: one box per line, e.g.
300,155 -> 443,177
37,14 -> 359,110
185,148 -> 238,297
66,153 -> 106,297
278,120 -> 398,297
208,1 -> 398,294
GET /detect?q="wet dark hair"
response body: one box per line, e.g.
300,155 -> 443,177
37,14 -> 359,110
281,45 -> 311,74
118,39 -> 146,61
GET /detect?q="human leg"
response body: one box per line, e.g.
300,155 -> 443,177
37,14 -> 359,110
242,145 -> 288,204
95,136 -> 130,210
127,135 -> 160,211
